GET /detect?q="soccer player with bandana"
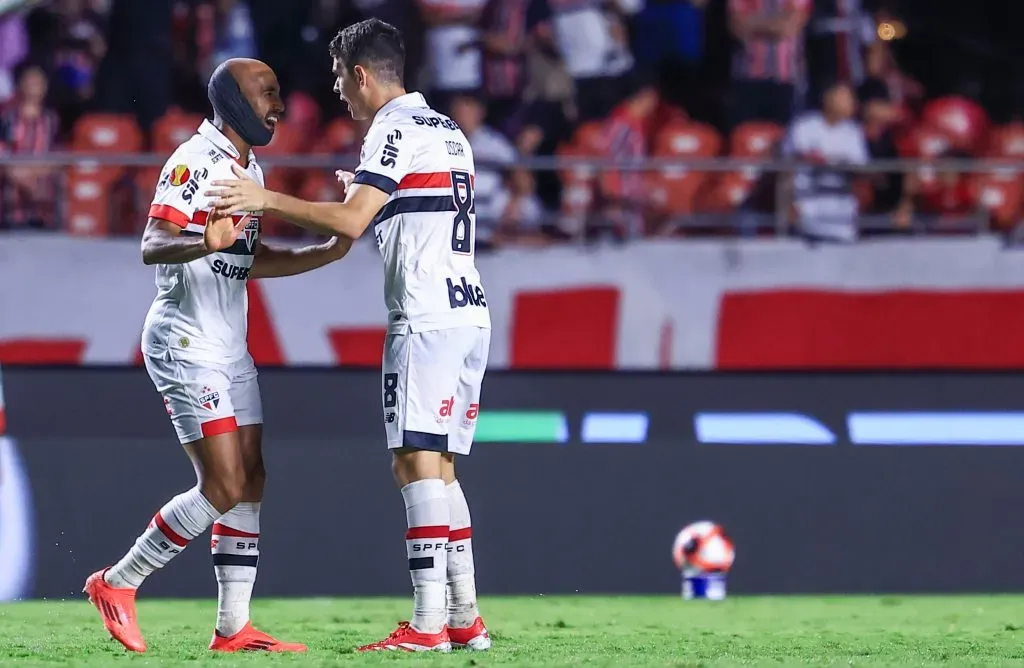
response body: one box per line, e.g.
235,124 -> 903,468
83,58 -> 352,654
209,19 -> 492,653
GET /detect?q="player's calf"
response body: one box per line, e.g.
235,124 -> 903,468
444,478 -> 490,650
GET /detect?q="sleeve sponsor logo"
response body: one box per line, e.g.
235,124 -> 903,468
169,165 -> 191,187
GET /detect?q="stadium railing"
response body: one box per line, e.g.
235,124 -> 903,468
0,154 -> 1022,241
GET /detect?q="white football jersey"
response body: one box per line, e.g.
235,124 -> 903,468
353,92 -> 490,333
141,120 -> 264,364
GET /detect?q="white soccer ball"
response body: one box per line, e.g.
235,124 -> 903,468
672,521 -> 735,574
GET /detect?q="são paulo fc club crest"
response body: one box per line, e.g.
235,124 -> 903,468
199,386 -> 220,411
169,165 -> 191,187
242,215 -> 260,252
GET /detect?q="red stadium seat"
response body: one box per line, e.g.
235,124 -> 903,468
898,123 -> 956,196
151,108 -> 203,153
311,117 -> 361,155
72,113 -> 144,153
68,114 -> 144,236
987,122 -> 1024,158
648,121 -> 722,215
729,122 -> 785,158
972,174 -> 1024,230
920,96 -> 990,155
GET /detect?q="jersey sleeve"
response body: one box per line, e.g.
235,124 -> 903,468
353,124 -> 415,196
148,153 -> 211,228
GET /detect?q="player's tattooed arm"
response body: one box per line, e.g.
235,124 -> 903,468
208,164 -> 389,240
141,211 -> 249,265
249,236 -> 353,279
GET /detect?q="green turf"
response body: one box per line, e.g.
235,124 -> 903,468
3,596 -> 1024,666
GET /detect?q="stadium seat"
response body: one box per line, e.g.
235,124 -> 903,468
696,122 -> 787,214
151,108 -> 203,153
648,121 -> 722,215
729,122 -> 785,158
257,121 -> 307,232
920,96 -> 990,155
67,114 -> 144,236
72,113 -> 145,153
987,122 -> 1024,158
554,122 -> 606,224
312,117 -> 361,155
898,123 -> 956,196
972,174 -> 1024,230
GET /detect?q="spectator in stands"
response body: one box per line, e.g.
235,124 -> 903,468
863,38 -> 923,124
549,0 -> 643,122
634,0 -> 709,120
859,78 -> 903,218
50,0 -> 108,127
479,0 -> 554,134
726,0 -> 810,129
417,0 -> 487,114
0,62 -> 60,230
350,0 -> 425,89
449,95 -> 546,249
894,148 -> 976,229
804,0 -> 877,110
206,0 -> 257,81
291,0 -> 366,115
596,76 -> 660,240
0,13 -> 29,104
782,81 -> 868,243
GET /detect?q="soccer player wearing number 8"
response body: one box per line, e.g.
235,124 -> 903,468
207,19 -> 491,654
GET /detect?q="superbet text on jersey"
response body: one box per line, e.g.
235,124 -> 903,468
352,93 -> 490,334
142,120 -> 264,365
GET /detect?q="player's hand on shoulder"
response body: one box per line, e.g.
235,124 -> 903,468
336,170 -> 355,194
207,163 -> 268,213
203,209 -> 250,252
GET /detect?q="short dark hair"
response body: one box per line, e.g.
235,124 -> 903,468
329,18 -> 405,87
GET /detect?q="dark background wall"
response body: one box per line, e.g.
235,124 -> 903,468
4,369 -> 1024,599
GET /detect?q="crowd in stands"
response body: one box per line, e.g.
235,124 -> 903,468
0,0 -> 1022,245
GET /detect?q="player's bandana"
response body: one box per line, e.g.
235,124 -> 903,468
207,63 -> 273,148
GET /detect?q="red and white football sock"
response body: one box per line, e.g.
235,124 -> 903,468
212,502 -> 260,637
105,486 -> 220,589
445,480 -> 479,628
401,479 -> 449,635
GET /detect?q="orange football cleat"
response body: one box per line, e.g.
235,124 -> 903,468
357,621 -> 451,652
83,568 -> 147,653
208,622 -> 308,652
449,616 -> 491,650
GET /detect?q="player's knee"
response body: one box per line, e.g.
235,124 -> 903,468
242,460 -> 266,500
391,449 -> 442,488
201,469 -> 247,513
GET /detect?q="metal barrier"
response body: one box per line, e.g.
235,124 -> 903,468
1,153 -> 1022,240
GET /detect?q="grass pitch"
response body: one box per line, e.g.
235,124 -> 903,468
2,595 -> 1024,666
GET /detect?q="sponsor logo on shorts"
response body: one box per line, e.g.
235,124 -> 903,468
384,411 -> 396,424
164,397 -> 173,416
438,396 -> 454,423
463,403 -> 479,427
447,276 -> 487,309
198,386 -> 221,411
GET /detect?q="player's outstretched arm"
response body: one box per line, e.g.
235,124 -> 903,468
141,210 -> 250,265
207,164 -> 389,240
249,236 -> 353,279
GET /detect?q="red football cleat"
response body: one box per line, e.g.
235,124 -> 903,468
356,621 -> 451,652
83,568 -> 147,653
449,616 -> 491,651
209,622 -> 308,652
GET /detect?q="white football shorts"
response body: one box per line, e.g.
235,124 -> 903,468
382,326 -> 490,456
144,352 -> 263,444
